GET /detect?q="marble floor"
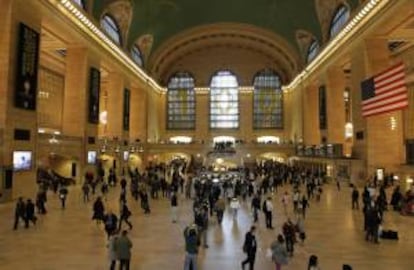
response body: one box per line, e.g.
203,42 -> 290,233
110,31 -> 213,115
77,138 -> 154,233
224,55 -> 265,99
0,183 -> 414,270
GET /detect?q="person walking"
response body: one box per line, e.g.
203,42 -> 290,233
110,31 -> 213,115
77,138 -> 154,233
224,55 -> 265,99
171,191 -> 178,223
183,224 -> 199,270
264,197 -> 274,229
25,199 -> 37,228
118,202 -> 133,231
116,230 -> 133,270
104,210 -> 118,239
230,197 -> 241,219
308,255 -> 320,270
58,186 -> 68,209
282,219 -> 296,256
215,197 -> 225,224
13,197 -> 26,230
281,192 -> 289,215
271,234 -> 289,270
107,233 -> 118,270
251,194 -> 261,223
82,182 -> 90,203
241,226 -> 257,270
352,187 -> 359,210
299,195 -> 310,219
195,207 -> 209,248
92,197 -> 105,225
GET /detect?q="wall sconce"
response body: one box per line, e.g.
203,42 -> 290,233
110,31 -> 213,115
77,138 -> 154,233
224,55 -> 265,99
48,135 -> 59,144
390,116 -> 397,130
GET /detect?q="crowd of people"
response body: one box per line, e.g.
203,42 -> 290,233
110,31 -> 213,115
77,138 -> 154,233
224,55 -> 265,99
11,157 -> 411,270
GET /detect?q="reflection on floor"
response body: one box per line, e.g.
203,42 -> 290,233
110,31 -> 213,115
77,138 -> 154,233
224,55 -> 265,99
0,183 -> 414,270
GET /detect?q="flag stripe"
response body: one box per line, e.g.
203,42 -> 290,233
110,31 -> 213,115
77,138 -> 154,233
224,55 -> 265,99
362,94 -> 407,111
362,86 -> 407,105
375,64 -> 404,84
361,62 -> 407,118
375,63 -> 404,81
374,72 -> 405,90
362,101 -> 408,117
375,80 -> 406,95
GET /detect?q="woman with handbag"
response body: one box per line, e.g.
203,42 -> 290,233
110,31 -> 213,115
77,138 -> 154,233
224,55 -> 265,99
270,234 -> 289,270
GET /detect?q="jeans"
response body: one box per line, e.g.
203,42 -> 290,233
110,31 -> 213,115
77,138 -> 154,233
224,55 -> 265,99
171,206 -> 178,222
241,252 -> 256,270
119,259 -> 130,270
110,260 -> 116,270
184,253 -> 197,270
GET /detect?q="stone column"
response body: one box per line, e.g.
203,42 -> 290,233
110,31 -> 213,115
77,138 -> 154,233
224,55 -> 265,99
129,85 -> 147,143
353,38 -> 404,172
325,66 -> 346,145
105,72 -> 124,139
0,0 -> 42,199
303,83 -> 320,145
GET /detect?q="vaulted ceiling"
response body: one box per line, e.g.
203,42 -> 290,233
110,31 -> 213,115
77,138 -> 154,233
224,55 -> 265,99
92,0 -> 361,85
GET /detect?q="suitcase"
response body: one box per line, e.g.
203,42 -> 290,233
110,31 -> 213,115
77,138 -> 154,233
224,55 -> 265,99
381,230 -> 399,240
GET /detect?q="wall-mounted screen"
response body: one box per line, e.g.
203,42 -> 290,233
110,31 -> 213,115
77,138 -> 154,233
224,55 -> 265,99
13,151 -> 32,171
87,151 -> 97,164
123,151 -> 129,161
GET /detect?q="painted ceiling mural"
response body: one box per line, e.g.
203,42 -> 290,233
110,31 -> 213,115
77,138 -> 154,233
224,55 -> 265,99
93,0 -> 360,55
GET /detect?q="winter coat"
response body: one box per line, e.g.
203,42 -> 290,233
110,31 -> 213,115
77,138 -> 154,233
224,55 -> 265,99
107,235 -> 118,261
271,241 -> 288,265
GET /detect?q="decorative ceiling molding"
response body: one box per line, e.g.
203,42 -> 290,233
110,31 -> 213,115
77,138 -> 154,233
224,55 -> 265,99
148,23 -> 301,86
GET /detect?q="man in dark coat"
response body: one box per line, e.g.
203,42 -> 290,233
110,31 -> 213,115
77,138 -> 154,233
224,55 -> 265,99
241,226 -> 257,270
13,197 -> 26,230
25,199 -> 36,228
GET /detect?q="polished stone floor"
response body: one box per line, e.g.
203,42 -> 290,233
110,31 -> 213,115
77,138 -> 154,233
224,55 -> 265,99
0,182 -> 414,270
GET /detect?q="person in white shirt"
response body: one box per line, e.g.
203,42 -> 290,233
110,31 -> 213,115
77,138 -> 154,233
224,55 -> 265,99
282,192 -> 289,215
293,190 -> 300,213
230,197 -> 241,219
264,197 -> 274,229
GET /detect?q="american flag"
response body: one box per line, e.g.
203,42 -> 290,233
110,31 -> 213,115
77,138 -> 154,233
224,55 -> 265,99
361,63 -> 408,117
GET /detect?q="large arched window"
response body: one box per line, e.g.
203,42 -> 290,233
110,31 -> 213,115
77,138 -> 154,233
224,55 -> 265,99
101,14 -> 122,45
131,45 -> 143,67
253,69 -> 283,129
72,0 -> 86,9
307,39 -> 320,63
210,70 -> 239,129
329,5 -> 350,39
167,72 -> 196,130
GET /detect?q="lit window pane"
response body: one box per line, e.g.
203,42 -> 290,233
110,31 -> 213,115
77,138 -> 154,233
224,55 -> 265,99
253,69 -> 283,129
307,40 -> 320,63
131,45 -> 143,67
167,72 -> 195,130
72,0 -> 85,9
101,15 -> 121,45
210,70 -> 239,129
329,5 -> 350,39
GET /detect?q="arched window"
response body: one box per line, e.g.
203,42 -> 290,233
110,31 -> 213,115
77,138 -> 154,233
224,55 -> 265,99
253,69 -> 283,129
210,70 -> 239,129
307,39 -> 320,63
131,45 -> 143,67
167,72 -> 196,130
329,5 -> 350,39
72,0 -> 86,9
101,14 -> 122,45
